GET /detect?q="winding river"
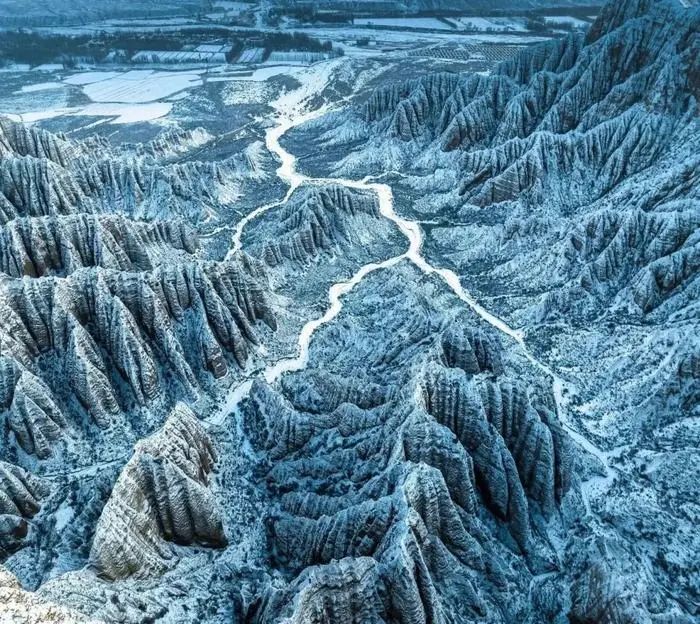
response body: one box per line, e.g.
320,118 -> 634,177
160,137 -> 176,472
212,62 -> 615,507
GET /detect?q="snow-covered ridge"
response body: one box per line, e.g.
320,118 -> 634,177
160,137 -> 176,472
0,0 -> 696,621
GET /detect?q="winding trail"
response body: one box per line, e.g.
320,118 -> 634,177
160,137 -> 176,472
211,61 -> 615,507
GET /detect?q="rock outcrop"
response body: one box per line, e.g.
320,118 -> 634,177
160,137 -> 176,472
0,463 -> 46,557
0,117 -> 86,165
258,185 -> 380,267
0,116 -> 266,224
2,0 -> 696,621
288,1 -> 700,621
0,108 -> 282,602
0,255 -> 275,452
0,566 -> 97,623
240,265 -> 574,623
0,214 -> 197,278
89,404 -> 226,580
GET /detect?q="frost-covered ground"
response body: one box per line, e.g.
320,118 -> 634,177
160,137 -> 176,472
79,69 -> 203,103
0,62 -> 331,127
543,15 -> 591,27
352,16 -> 533,33
352,17 -> 453,30
0,0 -> 205,27
15,5 -> 694,622
276,2 -> 700,618
449,16 -> 530,31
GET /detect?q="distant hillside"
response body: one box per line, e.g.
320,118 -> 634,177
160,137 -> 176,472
0,0 -> 207,27
271,0 -> 604,17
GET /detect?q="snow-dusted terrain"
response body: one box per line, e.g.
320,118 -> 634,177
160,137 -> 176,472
0,0 -> 698,622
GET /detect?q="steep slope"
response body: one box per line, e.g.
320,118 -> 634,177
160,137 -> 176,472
0,97 -> 415,620
1,1 -> 696,621
0,114 -> 284,603
245,267 -> 559,622
240,263 -> 654,624
90,404 -> 226,580
0,463 -> 47,558
282,0 -> 700,619
0,117 -> 270,225
295,0 -> 699,441
0,256 -> 275,447
0,566 -> 97,623
0,213 -> 196,278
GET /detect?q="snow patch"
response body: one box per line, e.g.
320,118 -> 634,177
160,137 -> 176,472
81,70 -> 203,104
54,504 -> 74,533
17,82 -> 64,94
80,102 -> 173,124
64,71 -> 122,86
353,17 -> 453,30
7,103 -> 172,125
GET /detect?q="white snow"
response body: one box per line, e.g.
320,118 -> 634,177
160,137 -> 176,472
544,15 -> 590,28
210,64 -> 314,87
353,15 -> 530,33
353,17 -> 453,30
196,44 -> 232,53
79,102 -> 173,124
230,65 -> 298,82
17,82 -> 64,93
53,504 -> 74,533
451,17 -> 528,32
0,64 -> 31,73
5,109 -> 74,123
81,70 -> 202,103
214,57 -> 616,520
7,68 -> 207,124
222,81 -> 276,105
32,64 -> 64,71
6,102 -> 172,125
64,71 -> 122,86
289,25 -> 549,46
166,91 -> 190,101
12,63 -> 312,126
